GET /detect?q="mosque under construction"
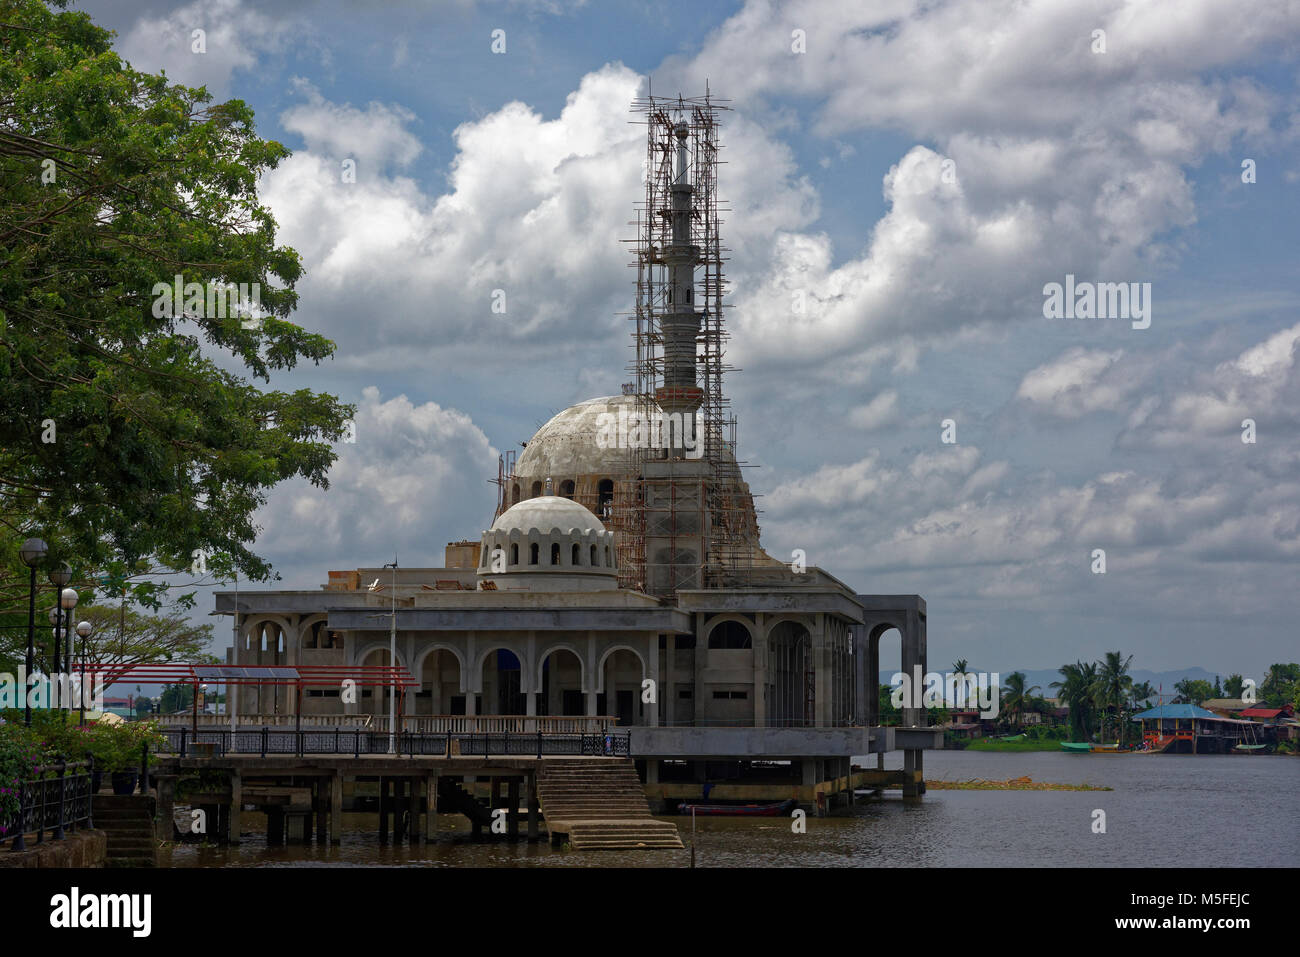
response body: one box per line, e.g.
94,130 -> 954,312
211,91 -> 939,813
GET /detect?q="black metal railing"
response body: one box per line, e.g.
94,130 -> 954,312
161,727 -> 631,759
2,755 -> 95,852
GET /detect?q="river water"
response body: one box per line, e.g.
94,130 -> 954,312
159,751 -> 1299,868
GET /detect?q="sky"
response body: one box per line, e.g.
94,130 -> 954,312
71,0 -> 1300,682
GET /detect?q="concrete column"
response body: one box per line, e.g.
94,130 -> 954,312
507,779 -> 520,839
228,772 -> 241,845
425,773 -> 439,842
525,691 -> 537,717
647,632 -> 659,727
155,775 -> 176,843
665,635 -> 676,727
330,773 -> 343,844
586,632 -> 599,716
378,776 -> 389,844
286,617 -> 299,717
526,772 -> 539,843
315,780 -> 327,843
752,618 -> 768,728
465,692 -> 477,717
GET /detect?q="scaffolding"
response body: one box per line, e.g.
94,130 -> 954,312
612,89 -> 755,597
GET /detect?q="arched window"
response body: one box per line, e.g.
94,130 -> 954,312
531,481 -> 542,498
597,478 -> 614,518
529,543 -> 539,565
304,621 -> 326,649
590,544 -> 598,566
511,483 -> 520,504
559,479 -> 575,499
572,543 -> 581,565
510,543 -> 519,565
551,542 -> 561,565
708,620 -> 752,650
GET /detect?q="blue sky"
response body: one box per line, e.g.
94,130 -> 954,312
74,0 -> 1300,682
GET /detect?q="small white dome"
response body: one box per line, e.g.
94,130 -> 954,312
490,496 -> 606,536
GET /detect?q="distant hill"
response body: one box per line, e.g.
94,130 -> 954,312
1005,666 -> 1223,699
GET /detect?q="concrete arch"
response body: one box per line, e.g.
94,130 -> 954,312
472,643 -> 531,684
536,642 -> 586,692
352,641 -> 409,670
763,614 -> 815,640
702,613 -> 757,645
595,644 -> 647,694
411,642 -> 468,681
241,614 -> 293,652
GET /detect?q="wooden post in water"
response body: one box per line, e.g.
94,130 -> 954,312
425,772 -> 438,843
378,776 -> 389,844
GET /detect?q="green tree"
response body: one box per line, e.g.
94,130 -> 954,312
1094,651 -> 1134,744
1051,660 -> 1097,742
1260,663 -> 1300,708
1000,672 -> 1040,728
0,0 -> 353,629
1223,674 -> 1246,698
1172,678 -> 1214,706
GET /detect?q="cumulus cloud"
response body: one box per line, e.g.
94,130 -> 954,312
254,387 -> 499,581
1017,348 -> 1129,417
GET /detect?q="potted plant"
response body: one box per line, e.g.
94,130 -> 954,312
85,720 -> 165,794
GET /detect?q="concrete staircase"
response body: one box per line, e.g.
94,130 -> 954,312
536,759 -> 682,850
92,795 -> 158,867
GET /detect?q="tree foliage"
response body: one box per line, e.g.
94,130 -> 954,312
0,0 -> 353,623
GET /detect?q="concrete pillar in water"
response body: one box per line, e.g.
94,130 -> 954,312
526,771 -> 539,843
330,773 -> 343,845
507,779 -> 520,840
378,776 -> 389,844
425,772 -> 439,843
228,772 -> 241,846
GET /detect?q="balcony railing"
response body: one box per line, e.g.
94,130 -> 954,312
159,728 -> 631,759
154,713 -> 619,734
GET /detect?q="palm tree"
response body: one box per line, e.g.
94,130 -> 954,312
1130,680 -> 1156,709
1000,672 -> 1040,728
1051,660 -> 1097,742
951,658 -> 971,708
1094,651 -> 1134,744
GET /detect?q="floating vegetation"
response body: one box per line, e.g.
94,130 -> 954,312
927,775 -> 1111,791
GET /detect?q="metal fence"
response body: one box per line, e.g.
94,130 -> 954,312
160,727 -> 632,759
1,756 -> 95,852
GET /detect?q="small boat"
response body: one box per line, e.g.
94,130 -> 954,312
1232,743 -> 1268,754
678,799 -> 796,817
1090,743 -> 1128,753
1060,742 -> 1092,753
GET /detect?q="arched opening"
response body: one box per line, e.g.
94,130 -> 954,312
537,647 -> 585,716
559,479 -> 575,499
303,620 -> 325,648
601,648 -> 646,726
766,621 -> 813,727
590,544 -> 598,566
550,542 -> 561,565
511,483 -> 520,505
597,478 -> 614,518
419,649 -> 462,716
571,542 -> 581,565
872,624 -> 904,729
707,620 -> 752,649
481,648 -> 525,715
529,543 -> 539,565
530,480 -> 542,498
510,543 -> 519,565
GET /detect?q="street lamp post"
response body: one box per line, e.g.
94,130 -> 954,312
76,620 -> 92,724
19,538 -> 48,727
57,584 -> 77,723
48,563 -> 71,678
